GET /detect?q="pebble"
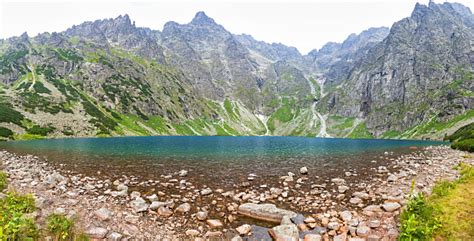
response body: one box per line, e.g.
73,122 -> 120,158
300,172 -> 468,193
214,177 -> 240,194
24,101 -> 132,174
349,197 -> 362,204
146,194 -> 159,202
94,207 -> 111,221
196,211 -> 208,221
356,225 -> 370,237
206,219 -> 224,229
201,188 -> 213,196
382,202 -> 401,212
338,185 -> 349,193
331,178 -> 345,185
327,222 -> 340,230
300,166 -> 308,175
176,203 -> 191,213
185,229 -> 200,236
106,232 -> 123,241
130,197 -> 148,213
340,210 -> 352,222
157,206 -> 173,217
369,219 -> 381,228
304,234 -> 322,241
236,224 -> 252,235
178,170 -> 188,177
387,174 -> 398,182
86,227 -> 108,239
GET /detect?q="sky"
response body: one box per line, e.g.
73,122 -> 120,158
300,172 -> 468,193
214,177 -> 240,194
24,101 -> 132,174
1,0 -> 473,54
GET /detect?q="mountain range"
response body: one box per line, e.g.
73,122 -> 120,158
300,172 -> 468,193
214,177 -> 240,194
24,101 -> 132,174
0,1 -> 472,140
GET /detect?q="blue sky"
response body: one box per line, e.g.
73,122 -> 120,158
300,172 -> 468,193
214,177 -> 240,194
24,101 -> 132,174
1,0 -> 473,54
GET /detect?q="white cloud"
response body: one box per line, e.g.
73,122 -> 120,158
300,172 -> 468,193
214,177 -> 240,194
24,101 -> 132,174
1,0 -> 473,54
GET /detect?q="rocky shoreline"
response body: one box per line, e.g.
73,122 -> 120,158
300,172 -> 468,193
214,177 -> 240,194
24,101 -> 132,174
1,146 -> 472,240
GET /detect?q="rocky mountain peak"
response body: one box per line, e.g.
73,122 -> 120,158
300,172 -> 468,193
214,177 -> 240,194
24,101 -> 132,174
114,14 -> 134,27
191,11 -> 216,25
448,2 -> 473,17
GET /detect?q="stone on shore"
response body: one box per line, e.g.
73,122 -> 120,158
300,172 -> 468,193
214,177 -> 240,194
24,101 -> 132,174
349,197 -> 362,204
86,227 -> 108,239
130,197 -> 148,213
300,166 -> 308,175
94,207 -> 111,221
186,229 -> 200,236
158,206 -> 173,217
238,203 -> 297,223
146,194 -> 158,202
340,210 -> 352,222
236,224 -> 252,235
107,232 -> 123,241
201,188 -> 213,196
356,225 -> 370,237
110,189 -> 128,197
268,216 -> 299,241
382,202 -> 401,212
178,169 -> 188,177
196,211 -> 208,221
304,234 -> 322,241
176,203 -> 191,213
338,185 -> 349,193
331,178 -> 345,185
206,219 -> 224,229
387,174 -> 398,182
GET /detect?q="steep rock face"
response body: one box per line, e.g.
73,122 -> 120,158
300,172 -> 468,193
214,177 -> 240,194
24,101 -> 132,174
160,12 -> 258,103
160,12 -> 311,112
320,2 -> 474,137
0,33 -> 31,85
235,34 -> 303,65
305,27 -> 389,84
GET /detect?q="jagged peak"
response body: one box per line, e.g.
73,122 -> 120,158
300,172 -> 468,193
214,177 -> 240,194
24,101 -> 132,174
112,14 -> 134,27
445,2 -> 473,18
20,32 -> 29,39
412,2 -> 430,16
191,11 -> 216,25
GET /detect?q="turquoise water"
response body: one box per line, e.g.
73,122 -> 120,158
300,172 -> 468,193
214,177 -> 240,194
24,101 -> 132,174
0,136 -> 443,159
0,136 -> 444,187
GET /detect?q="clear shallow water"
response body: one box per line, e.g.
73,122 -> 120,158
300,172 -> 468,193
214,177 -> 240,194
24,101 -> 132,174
0,136 -> 444,188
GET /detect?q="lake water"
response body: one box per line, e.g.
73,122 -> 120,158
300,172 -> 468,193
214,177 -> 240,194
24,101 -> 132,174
0,136 -> 444,189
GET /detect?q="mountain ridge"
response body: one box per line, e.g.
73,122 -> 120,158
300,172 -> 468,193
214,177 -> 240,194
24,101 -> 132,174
0,1 -> 472,140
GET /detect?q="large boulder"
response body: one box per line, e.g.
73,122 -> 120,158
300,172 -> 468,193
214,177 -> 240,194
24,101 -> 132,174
268,216 -> 299,241
238,203 -> 297,223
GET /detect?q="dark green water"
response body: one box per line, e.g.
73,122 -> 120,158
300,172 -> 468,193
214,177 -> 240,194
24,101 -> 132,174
0,136 -> 444,187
